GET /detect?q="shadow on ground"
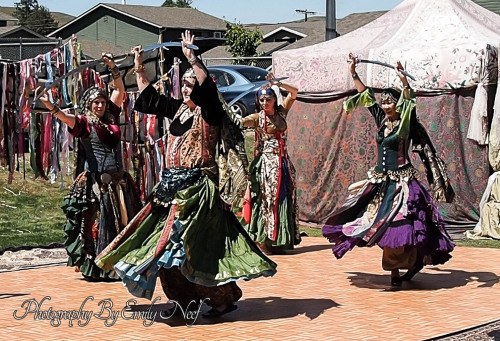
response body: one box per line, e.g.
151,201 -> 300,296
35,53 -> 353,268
488,330 -> 500,340
0,293 -> 30,300
286,244 -> 333,255
346,268 -> 500,291
129,296 -> 339,327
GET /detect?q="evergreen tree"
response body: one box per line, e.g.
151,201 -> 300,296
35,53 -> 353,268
13,0 -> 58,36
161,0 -> 193,8
27,6 -> 58,36
13,0 -> 38,25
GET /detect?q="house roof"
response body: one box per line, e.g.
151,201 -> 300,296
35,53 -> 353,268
50,3 -> 226,37
280,11 -> 387,51
263,26 -> 307,39
76,38 -> 130,59
258,41 -> 290,55
0,25 -> 49,39
0,9 -> 17,21
203,12 -> 387,60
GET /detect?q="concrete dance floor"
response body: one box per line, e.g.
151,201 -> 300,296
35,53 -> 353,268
1,237 -> 499,340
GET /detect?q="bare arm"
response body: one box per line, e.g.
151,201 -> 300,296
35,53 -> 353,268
102,53 -> 125,107
278,82 -> 298,99
35,86 -> 76,129
395,60 -> 410,99
349,53 -> 366,93
132,46 -> 150,91
181,30 -> 207,84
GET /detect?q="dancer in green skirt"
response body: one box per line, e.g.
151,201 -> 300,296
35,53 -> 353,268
96,31 -> 276,317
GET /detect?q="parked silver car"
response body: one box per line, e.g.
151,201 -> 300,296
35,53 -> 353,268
207,65 -> 269,116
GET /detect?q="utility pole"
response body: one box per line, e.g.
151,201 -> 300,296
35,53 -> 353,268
325,0 -> 338,40
295,9 -> 317,22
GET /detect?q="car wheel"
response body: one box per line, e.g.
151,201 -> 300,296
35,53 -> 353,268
230,102 -> 247,117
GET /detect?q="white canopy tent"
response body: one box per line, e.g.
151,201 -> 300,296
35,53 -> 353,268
271,0 -> 500,233
274,0 -> 500,95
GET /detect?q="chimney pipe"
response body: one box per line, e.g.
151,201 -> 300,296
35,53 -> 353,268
325,0 -> 338,40
122,0 -> 126,4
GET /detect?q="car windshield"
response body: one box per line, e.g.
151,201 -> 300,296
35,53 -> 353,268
234,67 -> 268,83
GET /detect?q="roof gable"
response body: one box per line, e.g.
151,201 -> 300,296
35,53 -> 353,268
0,25 -> 47,39
263,26 -> 307,40
49,3 -> 226,37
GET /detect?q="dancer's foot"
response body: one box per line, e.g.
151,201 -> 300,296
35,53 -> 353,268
401,261 -> 424,281
391,269 -> 402,286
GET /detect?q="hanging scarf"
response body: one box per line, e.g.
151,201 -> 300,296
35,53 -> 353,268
42,113 -> 52,171
45,52 -> 54,103
62,44 -> 73,106
0,63 -> 7,164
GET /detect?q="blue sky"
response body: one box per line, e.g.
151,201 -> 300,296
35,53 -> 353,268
27,0 -> 404,22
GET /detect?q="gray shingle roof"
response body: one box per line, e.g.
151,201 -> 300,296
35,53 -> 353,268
203,11 -> 387,58
0,26 -> 19,36
279,11 -> 387,51
76,38 -> 130,59
257,41 -> 290,55
0,25 -> 49,39
0,8 -> 17,21
104,3 -> 226,30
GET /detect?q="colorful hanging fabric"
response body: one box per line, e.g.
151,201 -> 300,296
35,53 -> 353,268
29,112 -> 38,176
45,52 -> 54,103
42,112 -> 52,171
171,56 -> 181,100
62,44 -> 73,106
0,62 -> 6,165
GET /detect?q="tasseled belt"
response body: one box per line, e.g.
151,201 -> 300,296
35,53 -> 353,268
367,164 -> 417,183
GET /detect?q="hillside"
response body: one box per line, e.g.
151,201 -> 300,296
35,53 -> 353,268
0,6 -> 74,27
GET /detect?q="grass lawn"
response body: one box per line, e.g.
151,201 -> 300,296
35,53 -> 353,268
0,167 -> 69,251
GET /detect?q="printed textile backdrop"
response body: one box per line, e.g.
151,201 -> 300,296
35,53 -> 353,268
286,92 -> 488,236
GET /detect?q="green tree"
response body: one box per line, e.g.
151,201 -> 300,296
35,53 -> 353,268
161,0 -> 193,7
14,0 -> 58,36
224,22 -> 263,65
13,0 -> 38,24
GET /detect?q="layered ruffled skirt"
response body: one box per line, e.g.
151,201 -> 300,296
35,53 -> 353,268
322,176 -> 454,267
95,168 -> 277,302
62,170 -> 142,280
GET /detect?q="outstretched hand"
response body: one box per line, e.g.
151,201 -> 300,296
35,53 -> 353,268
34,86 -> 51,110
394,60 -> 407,82
266,72 -> 280,86
101,53 -> 115,68
131,45 -> 143,67
181,30 -> 195,60
348,52 -> 357,74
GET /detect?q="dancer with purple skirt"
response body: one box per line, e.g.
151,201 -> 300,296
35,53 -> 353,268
322,53 -> 455,286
